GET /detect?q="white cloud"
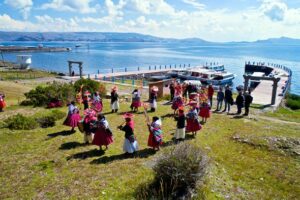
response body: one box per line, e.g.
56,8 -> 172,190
182,0 -> 205,10
41,0 -> 98,14
4,0 -> 33,19
260,0 -> 287,21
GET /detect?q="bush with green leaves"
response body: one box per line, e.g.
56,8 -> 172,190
136,142 -> 208,199
49,109 -> 66,120
286,93 -> 300,110
36,115 -> 56,128
23,82 -> 75,107
4,114 -> 39,130
74,78 -> 107,97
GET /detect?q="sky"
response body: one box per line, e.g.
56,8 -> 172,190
1,0 -> 300,42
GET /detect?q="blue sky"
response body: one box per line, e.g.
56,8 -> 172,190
1,0 -> 300,42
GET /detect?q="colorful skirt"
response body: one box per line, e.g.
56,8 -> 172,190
0,100 -> 6,109
186,118 -> 202,132
63,114 -> 81,128
131,100 -> 142,108
92,128 -> 113,146
92,101 -> 103,112
123,138 -> 138,153
175,128 -> 186,139
171,100 -> 183,110
147,132 -> 163,148
111,101 -> 119,110
199,107 -> 211,118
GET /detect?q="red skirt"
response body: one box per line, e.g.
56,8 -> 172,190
0,101 -> 6,109
131,100 -> 142,108
63,114 -> 81,128
92,128 -> 113,146
147,132 -> 162,148
199,107 -> 211,118
171,101 -> 183,110
186,118 -> 202,132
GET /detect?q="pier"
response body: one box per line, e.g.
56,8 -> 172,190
243,62 -> 292,107
0,46 -> 71,53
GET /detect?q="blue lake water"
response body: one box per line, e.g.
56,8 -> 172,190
1,41 -> 300,94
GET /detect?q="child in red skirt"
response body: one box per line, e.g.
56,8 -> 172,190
199,101 -> 211,123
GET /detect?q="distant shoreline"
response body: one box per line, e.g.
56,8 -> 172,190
0,46 -> 71,53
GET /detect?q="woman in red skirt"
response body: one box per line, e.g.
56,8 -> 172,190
199,101 -> 211,123
186,101 -> 202,136
130,89 -> 142,112
147,116 -> 163,151
63,101 -> 81,132
92,114 -> 113,151
0,93 -> 6,112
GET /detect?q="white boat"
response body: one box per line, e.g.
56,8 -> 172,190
178,65 -> 236,85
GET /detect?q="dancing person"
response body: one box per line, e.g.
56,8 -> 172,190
207,84 -> 214,107
83,91 -> 91,110
92,114 -> 113,150
244,90 -> 253,116
149,86 -> 158,112
235,90 -> 245,115
130,89 -> 142,112
186,101 -> 202,136
92,92 -> 103,113
147,116 -> 163,151
63,101 -> 81,132
110,86 -> 119,113
118,113 -> 138,154
223,85 -> 233,113
199,100 -> 211,123
0,93 -> 6,112
216,87 -> 224,111
171,95 -> 184,115
82,109 -> 97,144
174,106 -> 186,142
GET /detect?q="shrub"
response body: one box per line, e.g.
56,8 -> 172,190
50,109 -> 66,120
74,78 -> 99,94
286,93 -> 300,110
23,82 -> 75,107
4,114 -> 39,130
36,116 -> 56,128
136,142 -> 208,199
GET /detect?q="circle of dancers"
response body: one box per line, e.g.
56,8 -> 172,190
63,81 -> 253,155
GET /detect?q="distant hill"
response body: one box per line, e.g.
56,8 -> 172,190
0,32 -> 299,44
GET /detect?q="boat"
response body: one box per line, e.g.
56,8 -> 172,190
178,65 -> 236,85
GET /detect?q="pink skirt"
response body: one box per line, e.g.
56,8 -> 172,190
92,128 -> 113,146
186,118 -> 202,132
63,114 -> 81,128
199,107 -> 211,118
92,101 -> 103,112
0,101 -> 6,109
131,100 -> 142,108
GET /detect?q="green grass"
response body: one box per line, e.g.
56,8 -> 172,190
0,83 -> 299,199
0,69 -> 55,80
264,107 -> 300,123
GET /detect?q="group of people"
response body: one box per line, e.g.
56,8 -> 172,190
62,80 -> 253,154
63,86 -> 163,155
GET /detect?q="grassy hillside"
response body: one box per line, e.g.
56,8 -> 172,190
0,95 -> 299,199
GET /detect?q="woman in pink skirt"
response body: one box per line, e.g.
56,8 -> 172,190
130,89 -> 142,112
92,92 -> 103,113
63,101 -> 81,132
186,101 -> 202,136
92,114 -> 113,151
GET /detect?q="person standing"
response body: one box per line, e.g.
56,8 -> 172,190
235,91 -> 245,115
92,114 -> 113,150
207,84 -> 214,107
118,113 -> 138,154
186,101 -> 202,136
244,90 -> 253,116
63,101 -> 81,132
82,109 -> 97,144
0,93 -> 6,112
223,85 -> 233,113
149,86 -> 158,112
110,86 -> 119,113
169,82 -> 175,102
92,92 -> 103,113
130,89 -> 142,112
174,106 -> 186,142
216,87 -> 224,111
199,100 -> 211,123
147,116 -> 163,151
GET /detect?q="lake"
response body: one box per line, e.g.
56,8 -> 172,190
1,41 -> 299,94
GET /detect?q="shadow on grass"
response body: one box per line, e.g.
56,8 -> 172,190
232,115 -> 245,119
161,113 -> 174,120
90,148 -> 156,164
67,149 -> 105,160
162,134 -> 195,148
47,130 -> 74,139
59,141 -> 86,150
